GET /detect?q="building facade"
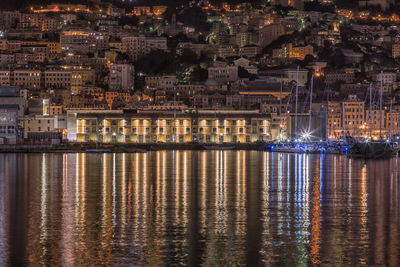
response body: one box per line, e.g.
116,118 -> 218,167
67,109 -> 274,143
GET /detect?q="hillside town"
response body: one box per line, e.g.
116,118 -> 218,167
1,0 -> 400,145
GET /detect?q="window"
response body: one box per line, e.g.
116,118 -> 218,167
239,128 -> 243,133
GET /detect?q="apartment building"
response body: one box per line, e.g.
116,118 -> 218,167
272,43 -> 313,60
61,29 -> 108,53
0,71 -> 11,86
342,100 -> 365,138
12,70 -> 42,90
208,65 -> 238,84
258,24 -> 285,47
44,68 -> 72,89
109,64 -> 135,91
122,36 -> 167,60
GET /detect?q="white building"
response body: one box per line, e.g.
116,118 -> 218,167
109,64 -> 135,91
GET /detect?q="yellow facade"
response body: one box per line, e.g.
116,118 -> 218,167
75,114 -> 272,144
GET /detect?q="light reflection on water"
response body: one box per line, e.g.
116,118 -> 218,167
0,152 -> 399,266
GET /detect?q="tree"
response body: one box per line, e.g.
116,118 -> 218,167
179,49 -> 199,65
190,66 -> 208,82
118,16 -> 139,27
238,66 -> 251,78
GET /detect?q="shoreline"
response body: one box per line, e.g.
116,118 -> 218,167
0,143 -> 267,153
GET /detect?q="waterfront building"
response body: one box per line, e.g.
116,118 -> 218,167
67,109 -> 274,143
0,104 -> 19,144
342,99 -> 365,138
19,115 -> 66,140
327,101 -> 342,140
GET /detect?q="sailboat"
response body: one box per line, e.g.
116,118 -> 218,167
348,71 -> 394,158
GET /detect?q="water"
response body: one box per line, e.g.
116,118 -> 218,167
0,152 -> 399,266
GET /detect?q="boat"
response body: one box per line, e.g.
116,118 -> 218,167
203,145 -> 235,150
85,149 -> 112,153
348,142 -> 393,159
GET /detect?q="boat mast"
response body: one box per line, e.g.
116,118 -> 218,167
295,66 -> 299,139
308,74 -> 314,133
368,84 -> 372,139
343,102 -> 346,140
279,76 -> 282,140
389,98 -> 392,141
379,71 -> 383,140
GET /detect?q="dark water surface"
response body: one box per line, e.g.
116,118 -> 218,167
0,152 -> 399,266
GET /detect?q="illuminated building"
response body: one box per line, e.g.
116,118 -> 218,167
60,29 -> 108,54
21,41 -> 61,54
66,109 -> 274,143
342,99 -> 365,138
272,43 -> 314,60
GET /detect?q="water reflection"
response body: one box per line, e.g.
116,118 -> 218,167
0,152 -> 399,266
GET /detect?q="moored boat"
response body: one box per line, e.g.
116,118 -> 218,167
348,142 -> 393,159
